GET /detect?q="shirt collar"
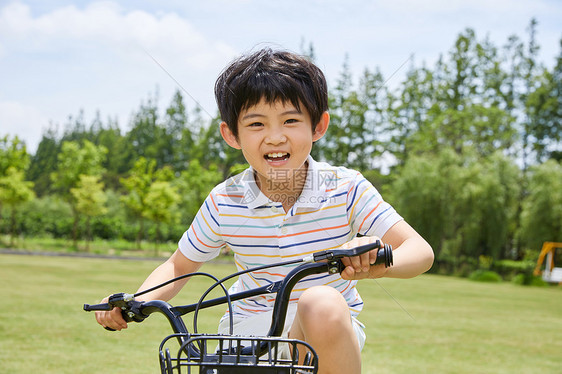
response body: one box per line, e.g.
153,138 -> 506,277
295,156 -> 333,209
229,156 -> 332,210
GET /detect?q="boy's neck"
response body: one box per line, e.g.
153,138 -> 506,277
254,161 -> 309,212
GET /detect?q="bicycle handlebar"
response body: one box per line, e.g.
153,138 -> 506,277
84,240 -> 393,335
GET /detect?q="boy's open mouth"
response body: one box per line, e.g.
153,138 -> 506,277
264,152 -> 290,162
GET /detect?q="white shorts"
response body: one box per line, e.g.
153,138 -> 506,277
217,303 -> 366,358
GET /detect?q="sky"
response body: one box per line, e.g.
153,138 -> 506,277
1,0 -> 561,154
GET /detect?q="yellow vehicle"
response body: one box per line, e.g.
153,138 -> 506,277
534,242 -> 562,283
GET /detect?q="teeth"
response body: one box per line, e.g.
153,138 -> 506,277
267,152 -> 287,159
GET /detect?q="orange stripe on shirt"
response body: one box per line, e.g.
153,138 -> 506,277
358,201 -> 382,232
252,270 -> 286,278
280,223 -> 348,238
216,193 -> 244,199
237,305 -> 266,313
340,280 -> 354,294
209,193 -> 219,212
192,225 -> 223,249
294,202 -> 346,216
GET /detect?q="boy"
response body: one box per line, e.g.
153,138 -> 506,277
96,48 -> 434,374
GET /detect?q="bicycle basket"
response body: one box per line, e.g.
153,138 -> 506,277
159,333 -> 318,374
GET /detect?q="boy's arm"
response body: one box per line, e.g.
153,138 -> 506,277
340,220 -> 434,280
135,249 -> 204,302
380,220 -> 434,278
95,249 -> 203,331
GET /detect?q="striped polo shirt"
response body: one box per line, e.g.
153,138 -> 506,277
178,156 -> 402,319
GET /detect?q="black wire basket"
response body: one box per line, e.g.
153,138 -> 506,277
159,333 -> 318,374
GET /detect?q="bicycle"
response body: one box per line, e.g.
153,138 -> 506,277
84,240 -> 393,373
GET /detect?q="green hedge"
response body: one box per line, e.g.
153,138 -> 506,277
491,259 -> 535,281
469,269 -> 503,282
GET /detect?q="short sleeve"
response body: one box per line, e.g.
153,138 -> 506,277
178,191 -> 225,262
346,173 -> 402,238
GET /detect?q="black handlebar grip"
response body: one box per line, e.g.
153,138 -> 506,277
375,243 -> 393,268
102,309 -> 136,331
334,245 -> 393,274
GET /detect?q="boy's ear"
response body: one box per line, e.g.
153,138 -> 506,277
220,122 -> 241,149
312,111 -> 330,142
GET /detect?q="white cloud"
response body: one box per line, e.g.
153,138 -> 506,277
0,1 -> 237,152
0,1 -> 235,65
0,100 -> 48,151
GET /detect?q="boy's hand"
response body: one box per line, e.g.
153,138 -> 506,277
339,236 -> 388,280
95,296 -> 128,331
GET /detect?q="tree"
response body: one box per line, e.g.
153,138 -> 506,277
0,135 -> 32,240
353,67 -> 389,171
70,175 -> 108,251
0,167 -> 35,245
143,181 -> 180,254
90,113 -> 133,190
0,135 -> 29,175
519,159 -> 562,250
61,110 -> 88,144
314,55 -> 354,166
386,63 -> 436,165
120,157 -> 173,248
27,127 -> 60,196
175,159 -> 223,224
526,38 -> 562,161
192,113 -> 245,178
163,90 -> 194,172
520,18 -> 542,169
387,148 -> 521,272
314,58 -> 391,171
51,140 -> 107,248
386,149 -> 460,263
428,29 -> 515,157
127,93 -> 162,164
455,152 -> 521,260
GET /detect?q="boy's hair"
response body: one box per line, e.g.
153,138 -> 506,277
214,48 -> 328,138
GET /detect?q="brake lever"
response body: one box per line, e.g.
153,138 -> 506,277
311,241 -> 391,263
307,241 -> 393,274
83,293 -> 146,331
317,241 -> 383,261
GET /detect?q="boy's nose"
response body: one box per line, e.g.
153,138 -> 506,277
265,129 -> 287,144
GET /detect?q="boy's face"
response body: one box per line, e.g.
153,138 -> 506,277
220,99 -> 329,190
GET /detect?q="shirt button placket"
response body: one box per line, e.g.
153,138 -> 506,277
273,206 -> 284,257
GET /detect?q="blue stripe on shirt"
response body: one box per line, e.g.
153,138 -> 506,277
280,230 -> 351,249
347,178 -> 366,211
218,203 -> 249,209
204,200 -> 220,227
187,231 -> 211,254
364,206 -> 391,234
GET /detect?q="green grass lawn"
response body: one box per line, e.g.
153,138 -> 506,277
1,254 -> 561,373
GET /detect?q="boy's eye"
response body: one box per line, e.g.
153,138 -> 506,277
285,118 -> 299,124
247,122 -> 263,127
